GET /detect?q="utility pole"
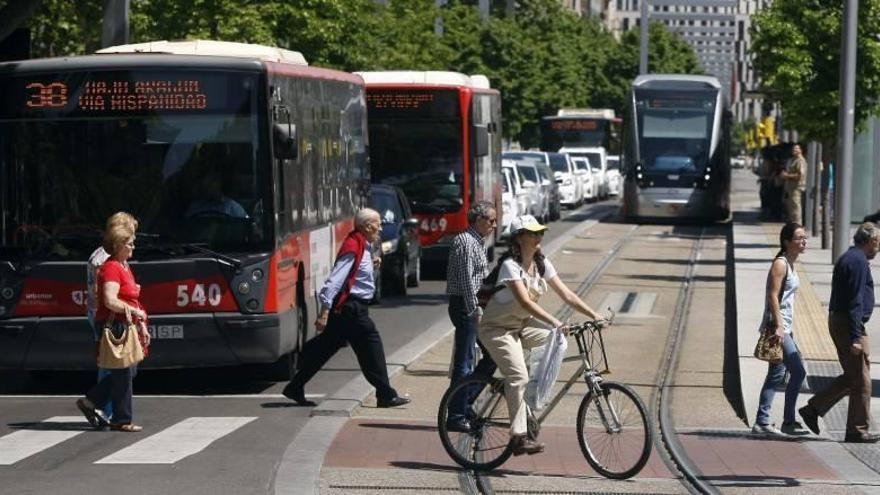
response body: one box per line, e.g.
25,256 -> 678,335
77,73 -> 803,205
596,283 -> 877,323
833,0 -> 858,261
101,0 -> 130,48
435,0 -> 447,36
639,0 -> 649,74
478,0 -> 489,21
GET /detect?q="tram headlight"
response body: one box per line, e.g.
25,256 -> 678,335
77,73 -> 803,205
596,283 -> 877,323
637,173 -> 643,180
704,174 -> 711,181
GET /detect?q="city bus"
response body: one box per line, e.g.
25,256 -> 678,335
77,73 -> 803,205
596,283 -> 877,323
0,40 -> 369,378
540,108 -> 622,155
621,74 -> 731,222
357,71 -> 502,264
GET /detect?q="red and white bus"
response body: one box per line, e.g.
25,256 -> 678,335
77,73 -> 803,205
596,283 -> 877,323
540,108 -> 622,155
358,71 -> 502,263
0,40 -> 369,378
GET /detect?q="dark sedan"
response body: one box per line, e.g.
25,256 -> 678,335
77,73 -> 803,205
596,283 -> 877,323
370,184 -> 421,297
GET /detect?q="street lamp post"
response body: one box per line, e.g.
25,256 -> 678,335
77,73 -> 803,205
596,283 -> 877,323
833,0 -> 858,261
639,0 -> 649,74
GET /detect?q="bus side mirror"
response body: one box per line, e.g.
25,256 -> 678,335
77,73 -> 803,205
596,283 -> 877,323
473,124 -> 489,157
273,122 -> 298,160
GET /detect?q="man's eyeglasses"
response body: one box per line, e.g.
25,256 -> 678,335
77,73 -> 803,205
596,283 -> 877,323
481,216 -> 498,225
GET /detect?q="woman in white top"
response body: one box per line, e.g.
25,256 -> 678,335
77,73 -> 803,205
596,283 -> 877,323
479,215 -> 603,456
753,222 -> 809,436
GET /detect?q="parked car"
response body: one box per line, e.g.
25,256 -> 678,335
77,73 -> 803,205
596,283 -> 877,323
515,161 -> 550,223
369,184 -> 421,296
503,151 -> 561,220
548,152 -> 582,208
571,156 -> 596,202
561,146 -> 608,199
501,159 -> 532,237
500,165 -> 523,240
606,154 -> 621,196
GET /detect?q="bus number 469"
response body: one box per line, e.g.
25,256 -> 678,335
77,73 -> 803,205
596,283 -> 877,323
177,283 -> 223,307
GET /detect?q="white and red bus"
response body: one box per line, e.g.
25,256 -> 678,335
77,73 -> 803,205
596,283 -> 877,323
0,40 -> 369,378
540,108 -> 622,155
357,71 -> 502,263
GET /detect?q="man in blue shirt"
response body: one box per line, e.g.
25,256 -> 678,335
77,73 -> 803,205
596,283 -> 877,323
281,208 -> 410,409
800,222 -> 880,443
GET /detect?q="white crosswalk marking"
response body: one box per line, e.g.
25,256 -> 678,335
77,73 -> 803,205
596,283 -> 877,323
95,417 -> 257,464
0,416 -> 87,465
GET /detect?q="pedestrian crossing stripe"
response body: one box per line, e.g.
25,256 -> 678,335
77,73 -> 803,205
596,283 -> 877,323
0,416 -> 257,466
94,417 -> 257,464
0,416 -> 87,465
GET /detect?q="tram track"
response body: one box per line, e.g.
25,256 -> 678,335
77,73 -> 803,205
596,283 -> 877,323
650,227 -> 719,495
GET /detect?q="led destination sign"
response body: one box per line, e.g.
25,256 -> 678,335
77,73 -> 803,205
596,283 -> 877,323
0,70 -> 256,118
549,119 -> 598,131
25,79 -> 208,112
366,89 -> 459,119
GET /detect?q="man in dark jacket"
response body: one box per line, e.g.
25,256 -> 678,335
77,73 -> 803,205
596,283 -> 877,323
800,222 -> 880,442
282,208 -> 410,409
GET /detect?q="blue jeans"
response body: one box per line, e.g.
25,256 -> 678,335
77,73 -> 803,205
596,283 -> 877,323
86,320 -> 137,424
447,296 -> 496,421
89,314 -> 113,419
756,332 -> 806,425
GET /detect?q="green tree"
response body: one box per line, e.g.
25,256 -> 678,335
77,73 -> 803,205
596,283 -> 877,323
750,0 -> 880,143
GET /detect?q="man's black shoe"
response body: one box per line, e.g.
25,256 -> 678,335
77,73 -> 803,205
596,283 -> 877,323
798,405 -> 820,435
377,396 -> 411,408
445,417 -> 471,433
282,383 -> 316,407
844,432 -> 880,443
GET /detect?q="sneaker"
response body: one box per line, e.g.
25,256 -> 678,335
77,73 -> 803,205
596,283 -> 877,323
781,421 -> 811,436
751,423 -> 783,435
798,405 -> 821,435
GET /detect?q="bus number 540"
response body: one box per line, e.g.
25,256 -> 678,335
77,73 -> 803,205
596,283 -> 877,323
177,283 -> 223,307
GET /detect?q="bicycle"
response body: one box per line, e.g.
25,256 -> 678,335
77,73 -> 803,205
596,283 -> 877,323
437,317 -> 652,479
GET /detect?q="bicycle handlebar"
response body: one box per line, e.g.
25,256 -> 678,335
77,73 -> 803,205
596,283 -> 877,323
562,310 -> 616,336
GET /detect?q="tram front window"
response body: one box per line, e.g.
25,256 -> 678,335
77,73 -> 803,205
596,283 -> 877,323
635,91 -> 715,174
0,70 -> 272,261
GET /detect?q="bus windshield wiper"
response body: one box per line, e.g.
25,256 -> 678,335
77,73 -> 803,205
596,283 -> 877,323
138,233 -> 242,269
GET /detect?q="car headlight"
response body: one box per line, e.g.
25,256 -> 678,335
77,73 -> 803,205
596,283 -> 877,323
381,239 -> 398,254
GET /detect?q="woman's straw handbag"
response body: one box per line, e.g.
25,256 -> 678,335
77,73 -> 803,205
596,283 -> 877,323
753,329 -> 783,364
97,306 -> 145,369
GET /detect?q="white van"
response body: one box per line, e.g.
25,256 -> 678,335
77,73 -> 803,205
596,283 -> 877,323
561,146 -> 608,199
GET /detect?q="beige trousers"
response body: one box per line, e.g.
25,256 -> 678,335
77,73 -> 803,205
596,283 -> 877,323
784,189 -> 803,225
479,324 -> 550,435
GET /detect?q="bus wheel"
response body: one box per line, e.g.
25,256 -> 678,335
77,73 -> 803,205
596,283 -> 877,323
259,305 -> 304,382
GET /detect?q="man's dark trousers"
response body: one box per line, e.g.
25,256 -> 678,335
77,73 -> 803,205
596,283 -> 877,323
289,298 -> 398,402
448,295 -> 497,421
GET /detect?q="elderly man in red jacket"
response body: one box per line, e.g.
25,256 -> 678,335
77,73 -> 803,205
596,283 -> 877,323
282,208 -> 410,408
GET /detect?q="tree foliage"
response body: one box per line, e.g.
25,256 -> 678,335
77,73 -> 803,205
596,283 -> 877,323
750,0 -> 880,144
6,0 -> 703,146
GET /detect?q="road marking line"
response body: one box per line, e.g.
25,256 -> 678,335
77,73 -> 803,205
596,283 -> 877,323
94,416 -> 256,464
0,416 -> 87,465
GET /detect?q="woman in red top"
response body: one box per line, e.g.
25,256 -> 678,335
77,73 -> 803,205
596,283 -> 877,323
76,220 -> 150,432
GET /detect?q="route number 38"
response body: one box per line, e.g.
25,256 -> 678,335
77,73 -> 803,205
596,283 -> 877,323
25,82 -> 68,108
176,283 -> 223,307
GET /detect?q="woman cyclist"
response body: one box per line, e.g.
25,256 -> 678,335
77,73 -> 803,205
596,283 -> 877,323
479,215 -> 604,455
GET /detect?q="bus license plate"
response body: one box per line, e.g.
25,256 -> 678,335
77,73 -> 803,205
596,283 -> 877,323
148,325 -> 184,340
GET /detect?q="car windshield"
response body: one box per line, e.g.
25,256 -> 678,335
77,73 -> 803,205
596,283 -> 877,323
607,158 -> 620,171
517,165 -> 538,183
548,153 -> 569,173
370,189 -> 401,224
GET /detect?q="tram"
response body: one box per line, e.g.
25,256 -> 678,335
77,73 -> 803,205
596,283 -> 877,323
621,74 -> 731,222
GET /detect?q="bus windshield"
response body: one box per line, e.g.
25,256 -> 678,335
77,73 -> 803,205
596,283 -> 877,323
367,89 -> 463,214
635,89 -> 716,173
0,69 -> 271,261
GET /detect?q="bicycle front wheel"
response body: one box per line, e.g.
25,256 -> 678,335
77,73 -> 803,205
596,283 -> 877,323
576,381 -> 651,479
437,375 -> 513,471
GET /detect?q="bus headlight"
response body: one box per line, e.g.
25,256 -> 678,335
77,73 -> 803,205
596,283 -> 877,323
238,281 -> 251,295
251,269 -> 264,282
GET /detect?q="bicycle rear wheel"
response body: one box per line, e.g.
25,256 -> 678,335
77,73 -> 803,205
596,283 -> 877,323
437,375 -> 513,471
576,381 -> 651,479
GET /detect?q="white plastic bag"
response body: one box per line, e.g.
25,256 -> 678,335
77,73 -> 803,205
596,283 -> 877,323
526,328 -> 568,410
